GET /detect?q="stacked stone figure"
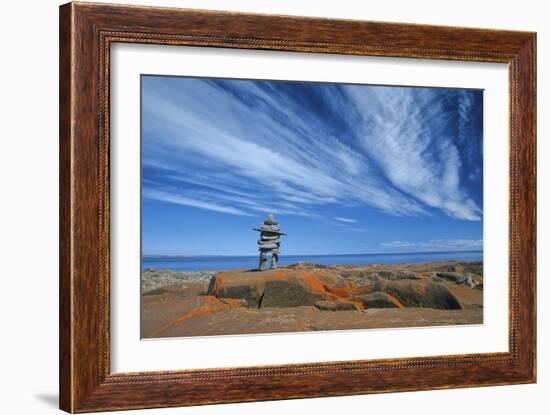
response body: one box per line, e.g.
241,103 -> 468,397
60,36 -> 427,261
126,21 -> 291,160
253,214 -> 287,271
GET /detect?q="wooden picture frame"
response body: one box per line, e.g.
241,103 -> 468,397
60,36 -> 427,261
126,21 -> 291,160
59,2 -> 536,412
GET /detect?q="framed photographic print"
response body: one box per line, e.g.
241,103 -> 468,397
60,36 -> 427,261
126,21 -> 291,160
59,2 -> 536,412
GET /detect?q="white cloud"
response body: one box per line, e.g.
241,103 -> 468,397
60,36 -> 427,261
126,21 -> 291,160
141,77 -> 481,221
343,86 -> 482,221
334,217 -> 357,223
143,189 -> 252,216
381,241 -> 416,248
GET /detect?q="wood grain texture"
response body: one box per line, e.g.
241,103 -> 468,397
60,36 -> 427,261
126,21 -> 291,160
59,2 -> 537,412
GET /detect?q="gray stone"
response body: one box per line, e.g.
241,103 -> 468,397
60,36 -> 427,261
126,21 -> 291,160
253,214 -> 287,271
314,300 -> 362,312
395,270 -> 422,280
207,275 -> 265,307
357,292 -> 400,308
257,243 -> 279,250
436,272 -> 465,283
377,270 -> 421,280
382,280 -> 462,310
260,279 -> 326,308
271,251 -> 279,268
263,214 -> 278,225
258,238 -> 280,244
314,300 -> 338,311
436,272 -> 476,288
259,251 -> 268,271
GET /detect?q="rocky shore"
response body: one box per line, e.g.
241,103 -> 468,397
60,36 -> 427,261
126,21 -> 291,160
141,261 -> 483,338
141,269 -> 215,294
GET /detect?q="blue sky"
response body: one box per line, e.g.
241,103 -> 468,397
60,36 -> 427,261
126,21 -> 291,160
141,75 -> 483,256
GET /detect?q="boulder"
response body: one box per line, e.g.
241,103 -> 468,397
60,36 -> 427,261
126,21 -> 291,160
382,280 -> 462,310
314,300 -> 338,311
314,299 -> 363,312
207,268 -> 347,308
357,292 -> 403,308
377,270 -> 421,280
260,279 -> 327,308
436,272 -> 465,283
207,273 -> 264,307
395,270 -> 422,280
207,267 -> 463,311
436,272 -> 476,288
457,275 -> 475,288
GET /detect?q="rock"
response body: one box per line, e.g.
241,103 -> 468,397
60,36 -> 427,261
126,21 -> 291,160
377,270 -> 394,279
457,275 -> 475,288
260,279 -> 327,308
260,235 -> 279,241
357,292 -> 402,308
219,297 -> 248,307
436,272 -> 465,283
314,299 -> 363,312
436,272 -> 477,288
141,269 -> 215,293
382,280 -> 462,310
149,295 -> 244,337
207,267 -> 463,311
396,271 -> 422,280
285,262 -> 328,270
353,277 -> 387,293
142,286 -> 170,296
377,270 -> 421,280
257,243 -> 279,250
207,274 -> 265,307
253,214 -> 287,271
335,299 -> 363,311
314,300 -> 338,311
258,224 -> 280,232
207,268 -> 345,308
258,238 -> 280,243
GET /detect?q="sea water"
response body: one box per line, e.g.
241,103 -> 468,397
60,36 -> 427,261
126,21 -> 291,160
141,250 -> 483,272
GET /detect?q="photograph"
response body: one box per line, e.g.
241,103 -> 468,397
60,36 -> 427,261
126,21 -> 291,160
140,75 -> 485,338
1,0 -> 543,413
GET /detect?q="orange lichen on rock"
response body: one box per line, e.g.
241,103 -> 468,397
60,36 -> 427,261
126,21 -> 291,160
207,267 -> 463,311
208,268 -> 373,310
325,284 -> 370,298
381,293 -> 405,308
151,295 -> 243,337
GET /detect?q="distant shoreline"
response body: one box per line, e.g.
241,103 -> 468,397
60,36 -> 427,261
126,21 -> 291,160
142,249 -> 483,259
141,252 -> 483,273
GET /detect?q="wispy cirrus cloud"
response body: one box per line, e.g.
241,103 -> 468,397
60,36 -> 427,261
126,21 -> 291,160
334,217 -> 357,223
141,77 -> 483,222
143,188 -> 252,216
343,87 -> 482,220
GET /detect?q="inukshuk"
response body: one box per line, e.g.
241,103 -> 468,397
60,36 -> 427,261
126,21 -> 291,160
253,214 -> 287,271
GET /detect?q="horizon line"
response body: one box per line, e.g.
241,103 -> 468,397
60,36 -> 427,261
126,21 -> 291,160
142,249 -> 483,259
